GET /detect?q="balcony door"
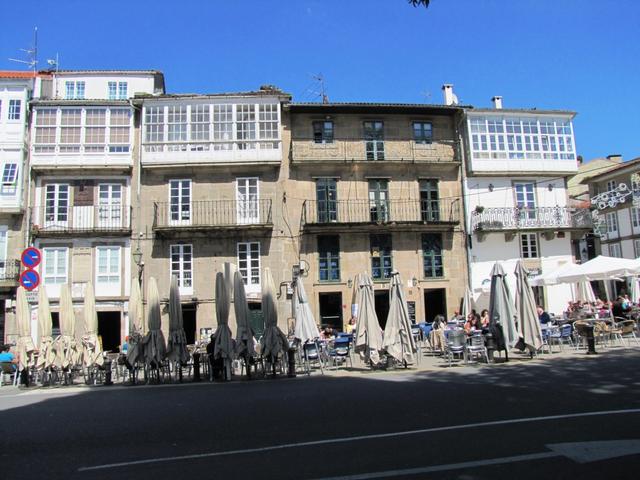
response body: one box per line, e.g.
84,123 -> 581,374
0,228 -> 7,276
420,180 -> 440,222
514,182 -> 536,223
364,121 -> 384,161
316,178 -> 337,223
369,179 -> 389,222
44,184 -> 70,229
169,179 -> 191,226
98,184 -> 122,228
236,177 -> 259,224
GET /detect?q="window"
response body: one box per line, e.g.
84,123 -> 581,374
65,81 -> 85,100
259,104 -> 278,147
213,104 -> 233,149
413,122 -> 433,145
606,180 -> 617,192
368,179 -> 389,222
313,121 -> 334,144
370,234 -> 392,279
170,244 -> 193,291
316,178 -> 337,222
364,121 -> 384,160
609,243 -> 622,258
420,179 -> 440,221
108,82 -> 117,100
520,233 -> 539,258
190,104 -> 210,141
169,179 -> 191,223
0,229 -> 6,271
167,105 -> 187,142
514,182 -> 536,221
85,109 -> 106,150
422,233 -> 443,278
34,108 -> 57,151
606,212 -> 618,234
237,242 -> 260,288
145,106 -> 165,142
632,207 -> 640,229
96,246 -> 120,284
98,184 -> 122,227
45,184 -> 70,224
1,163 -> 18,194
43,247 -> 68,284
236,104 -> 256,149
318,235 -> 340,281
118,82 -> 128,100
109,109 -> 130,152
60,109 -> 82,152
8,100 -> 21,120
634,239 -> 640,257
236,177 -> 259,224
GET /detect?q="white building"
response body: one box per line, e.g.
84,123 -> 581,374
459,94 -> 591,314
28,70 -> 164,350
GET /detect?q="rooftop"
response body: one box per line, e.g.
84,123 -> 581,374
289,102 -> 465,115
467,107 -> 576,117
581,157 -> 640,183
0,70 -> 51,79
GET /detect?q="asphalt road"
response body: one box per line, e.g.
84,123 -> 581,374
1,349 -> 639,480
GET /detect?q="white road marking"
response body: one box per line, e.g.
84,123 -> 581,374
78,408 -> 640,472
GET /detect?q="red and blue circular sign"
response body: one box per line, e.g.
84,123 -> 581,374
21,247 -> 42,269
20,269 -> 40,291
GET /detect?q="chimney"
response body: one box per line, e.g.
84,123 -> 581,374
442,84 -> 457,106
606,154 -> 623,163
492,96 -> 503,109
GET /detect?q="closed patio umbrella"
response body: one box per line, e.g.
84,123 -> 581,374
383,272 -> 416,364
214,271 -> 235,379
81,282 -> 104,368
293,277 -> 320,344
166,275 -> 190,365
629,277 -> 640,304
234,270 -> 255,359
126,278 -> 145,367
36,285 -> 55,370
57,284 -> 80,369
354,272 -> 383,365
462,286 -> 474,320
15,286 -> 35,372
142,277 -> 166,367
514,260 -> 543,353
488,262 -> 518,357
260,268 -> 289,363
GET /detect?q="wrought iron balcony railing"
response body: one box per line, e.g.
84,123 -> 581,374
0,259 -> 20,284
31,205 -> 132,235
471,207 -> 593,232
153,199 -> 273,230
302,198 -> 460,226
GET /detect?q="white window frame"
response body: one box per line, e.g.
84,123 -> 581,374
8,99 -> 21,121
237,242 -> 260,294
520,233 -> 539,258
634,239 -> 640,257
609,243 -> 622,258
0,227 -> 7,274
65,81 -> 85,100
631,207 -> 640,229
236,177 -> 259,224
170,244 -> 193,295
42,247 -> 68,285
169,179 -> 191,225
98,184 -> 123,228
606,180 -> 617,192
95,245 -> 121,296
606,212 -> 619,235
1,163 -> 18,195
44,183 -> 70,228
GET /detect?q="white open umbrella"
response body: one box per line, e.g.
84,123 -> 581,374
166,275 -> 190,366
293,277 -> 320,344
260,268 -> 289,365
81,282 -> 103,368
354,272 -> 383,365
383,273 -> 416,364
234,270 -> 255,359
36,285 -> 55,370
15,286 -> 35,372
142,277 -> 166,368
214,271 -> 235,379
555,255 -> 640,284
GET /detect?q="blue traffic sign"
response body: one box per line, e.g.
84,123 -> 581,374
20,269 -> 40,291
21,247 -> 42,268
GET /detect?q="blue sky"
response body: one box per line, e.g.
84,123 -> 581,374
1,0 -> 638,161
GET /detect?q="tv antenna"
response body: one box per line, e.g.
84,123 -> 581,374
46,53 -> 60,72
311,73 -> 329,104
9,27 -> 38,72
420,90 -> 432,102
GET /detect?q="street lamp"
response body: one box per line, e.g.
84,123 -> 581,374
132,244 -> 144,285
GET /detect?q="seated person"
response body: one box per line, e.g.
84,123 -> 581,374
464,313 -> 481,333
450,310 -> 462,322
612,297 -> 630,318
480,309 -> 490,328
537,306 -> 551,324
0,344 -> 18,371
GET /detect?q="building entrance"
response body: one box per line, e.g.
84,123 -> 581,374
97,311 -> 121,352
374,290 -> 389,329
182,304 -> 196,344
319,292 -> 343,331
424,288 -> 447,322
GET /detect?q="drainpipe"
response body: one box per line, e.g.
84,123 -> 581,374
24,95 -> 34,250
455,110 -> 474,294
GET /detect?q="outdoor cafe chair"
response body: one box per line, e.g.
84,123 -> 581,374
465,332 -> 488,364
548,324 -> 573,351
302,340 -> 324,373
0,362 -> 18,387
615,319 -> 639,347
444,329 -> 466,367
328,337 -> 352,370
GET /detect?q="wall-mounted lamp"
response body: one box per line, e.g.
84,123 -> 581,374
347,278 -> 353,288
412,276 -> 418,288
548,183 -> 554,192
488,183 -> 494,192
